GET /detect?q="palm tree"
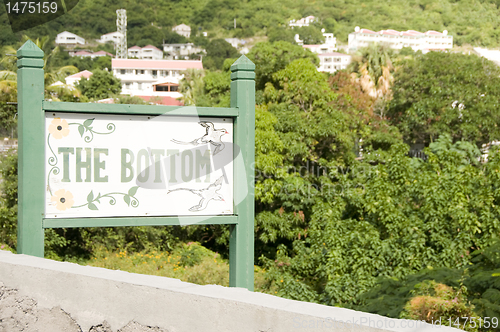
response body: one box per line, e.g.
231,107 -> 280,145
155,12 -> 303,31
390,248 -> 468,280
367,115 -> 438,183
349,43 -> 394,98
178,69 -> 205,105
0,36 -> 81,102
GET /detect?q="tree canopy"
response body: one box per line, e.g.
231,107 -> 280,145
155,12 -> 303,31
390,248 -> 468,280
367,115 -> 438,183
76,69 -> 121,100
202,39 -> 240,70
247,41 -> 319,90
388,52 -> 500,146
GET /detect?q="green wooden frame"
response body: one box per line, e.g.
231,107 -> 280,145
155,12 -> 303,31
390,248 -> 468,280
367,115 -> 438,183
16,40 -> 255,291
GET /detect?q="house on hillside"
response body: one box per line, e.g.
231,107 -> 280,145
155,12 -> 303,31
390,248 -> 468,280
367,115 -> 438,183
295,30 -> 348,74
56,31 -> 85,46
128,45 -> 163,60
98,32 -> 124,45
172,24 -> 191,38
348,27 -> 453,52
289,16 -> 316,28
111,58 -> 203,105
318,53 -> 351,74
298,30 -> 337,53
163,43 -> 204,60
70,50 -> 114,58
65,70 -> 93,86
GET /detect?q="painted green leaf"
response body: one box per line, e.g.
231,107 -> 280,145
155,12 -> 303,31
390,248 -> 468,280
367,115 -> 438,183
87,190 -> 94,203
84,118 -> 95,128
124,195 -> 131,206
88,203 -> 98,210
128,186 -> 139,196
78,125 -> 84,137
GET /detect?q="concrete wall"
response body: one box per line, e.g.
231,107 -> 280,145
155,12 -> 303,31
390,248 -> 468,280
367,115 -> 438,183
0,250 -> 461,332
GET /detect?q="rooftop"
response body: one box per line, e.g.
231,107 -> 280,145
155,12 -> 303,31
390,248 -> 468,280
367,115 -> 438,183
112,59 -> 203,70
66,70 -> 93,79
353,28 -> 450,36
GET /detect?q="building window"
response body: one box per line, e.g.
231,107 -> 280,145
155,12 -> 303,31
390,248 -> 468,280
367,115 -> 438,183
170,85 -> 178,92
138,83 -> 142,90
120,69 -> 126,75
125,83 -> 130,88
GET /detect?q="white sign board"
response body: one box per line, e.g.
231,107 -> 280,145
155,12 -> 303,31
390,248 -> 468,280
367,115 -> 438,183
45,112 -> 234,218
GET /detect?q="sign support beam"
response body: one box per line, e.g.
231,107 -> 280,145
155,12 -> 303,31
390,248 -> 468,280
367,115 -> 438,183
17,40 -> 45,257
229,56 -> 255,290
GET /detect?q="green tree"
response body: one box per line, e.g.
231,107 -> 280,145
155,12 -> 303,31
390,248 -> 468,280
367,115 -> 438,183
297,26 -> 324,45
267,27 -> 296,44
260,140 -> 500,306
76,69 -> 121,100
247,41 -> 319,90
203,39 -> 239,71
387,51 -> 500,146
178,69 -> 205,106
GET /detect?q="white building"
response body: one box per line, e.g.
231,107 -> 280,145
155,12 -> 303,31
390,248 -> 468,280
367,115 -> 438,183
348,27 -> 453,52
163,43 -> 204,59
128,45 -> 163,60
71,50 -> 114,58
295,31 -> 347,73
99,31 -> 124,45
318,53 -> 351,74
225,38 -> 246,49
65,70 -> 93,86
299,31 -> 337,53
111,59 -> 203,105
172,24 -> 191,38
55,31 -> 85,46
289,16 -> 316,28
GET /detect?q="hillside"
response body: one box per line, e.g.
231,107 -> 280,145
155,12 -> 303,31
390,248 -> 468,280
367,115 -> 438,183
1,0 -> 500,48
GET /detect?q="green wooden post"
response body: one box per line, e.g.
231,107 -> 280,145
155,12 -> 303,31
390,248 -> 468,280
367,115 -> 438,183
17,41 -> 45,257
229,55 -> 255,290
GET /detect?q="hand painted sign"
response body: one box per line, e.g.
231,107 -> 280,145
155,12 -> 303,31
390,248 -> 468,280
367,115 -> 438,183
45,112 -> 234,218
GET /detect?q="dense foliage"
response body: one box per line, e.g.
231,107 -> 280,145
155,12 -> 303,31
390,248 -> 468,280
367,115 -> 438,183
388,51 -> 500,147
1,0 -> 500,48
2,19 -> 500,328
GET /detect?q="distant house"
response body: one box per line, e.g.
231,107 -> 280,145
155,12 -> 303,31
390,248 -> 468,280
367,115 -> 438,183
65,70 -> 93,86
163,43 -> 204,59
295,31 -> 345,73
224,38 -> 246,49
55,31 -> 85,45
318,53 -> 351,74
70,50 -> 114,59
128,45 -> 163,60
172,24 -> 191,38
99,32 -> 124,45
111,58 -> 203,105
289,16 -> 316,28
348,27 -> 453,51
72,50 -> 93,58
298,31 -> 337,53
93,50 -> 114,58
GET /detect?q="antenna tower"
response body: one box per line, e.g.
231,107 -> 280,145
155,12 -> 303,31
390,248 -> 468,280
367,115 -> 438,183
116,9 -> 127,59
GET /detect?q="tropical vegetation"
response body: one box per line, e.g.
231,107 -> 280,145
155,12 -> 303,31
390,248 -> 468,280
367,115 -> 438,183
1,3 -> 500,329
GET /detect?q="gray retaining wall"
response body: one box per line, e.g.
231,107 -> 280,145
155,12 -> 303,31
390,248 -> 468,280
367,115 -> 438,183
0,250 -> 461,332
